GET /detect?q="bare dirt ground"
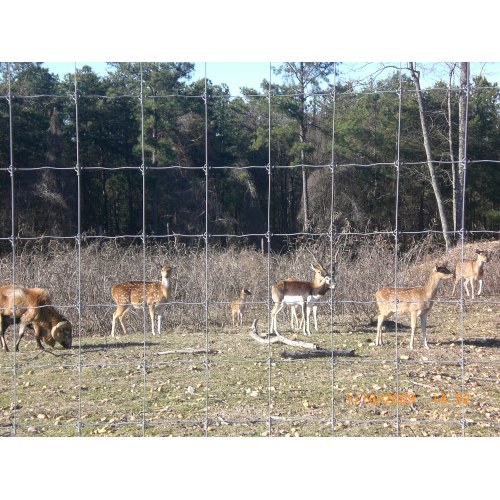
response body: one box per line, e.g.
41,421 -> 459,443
1,292 -> 498,437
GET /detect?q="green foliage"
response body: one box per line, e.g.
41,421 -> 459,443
0,62 -> 499,244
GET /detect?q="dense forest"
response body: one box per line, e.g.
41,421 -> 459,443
0,62 -> 499,252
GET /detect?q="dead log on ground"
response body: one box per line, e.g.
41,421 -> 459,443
156,348 -> 219,355
249,319 -> 318,350
281,349 -> 355,359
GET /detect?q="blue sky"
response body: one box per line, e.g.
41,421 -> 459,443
42,61 -> 500,96
42,62 -> 276,95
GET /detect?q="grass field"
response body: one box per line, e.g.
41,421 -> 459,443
1,290 -> 498,437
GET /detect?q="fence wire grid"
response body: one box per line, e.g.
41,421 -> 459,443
0,62 -> 499,437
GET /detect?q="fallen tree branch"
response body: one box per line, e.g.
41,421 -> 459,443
249,319 -> 318,350
281,349 -> 355,359
409,380 -> 439,391
156,348 -> 219,356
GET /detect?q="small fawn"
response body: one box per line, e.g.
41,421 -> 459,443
111,265 -> 174,337
375,264 -> 453,349
231,288 -> 252,326
452,249 -> 491,299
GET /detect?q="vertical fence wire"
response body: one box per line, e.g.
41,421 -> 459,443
139,63 -> 148,437
393,63 -> 403,436
73,65 -> 83,436
266,62 -> 273,437
459,63 -> 470,437
203,64 -> 210,436
329,63 -> 337,435
7,63 -> 18,435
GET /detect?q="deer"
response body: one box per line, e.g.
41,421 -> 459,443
452,249 -> 491,299
375,264 -> 454,350
230,288 -> 252,327
111,264 -> 175,337
271,262 -> 335,336
0,285 -> 72,352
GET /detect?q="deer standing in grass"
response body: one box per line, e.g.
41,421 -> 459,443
452,249 -> 491,299
271,263 -> 334,336
375,264 -> 453,350
231,288 -> 252,327
111,265 -> 175,337
0,285 -> 72,352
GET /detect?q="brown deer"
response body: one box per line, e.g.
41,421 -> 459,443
375,264 -> 453,350
111,265 -> 174,337
271,263 -> 335,336
0,285 -> 72,352
452,249 -> 491,299
230,288 -> 252,326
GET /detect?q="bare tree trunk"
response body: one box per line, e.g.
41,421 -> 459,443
299,63 -> 310,232
301,142 -> 309,232
447,64 -> 458,233
408,63 -> 452,251
457,62 -> 469,233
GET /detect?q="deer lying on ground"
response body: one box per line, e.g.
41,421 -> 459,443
111,265 -> 174,337
375,264 -> 453,350
452,249 -> 491,299
271,263 -> 335,336
0,285 -> 72,352
231,288 -> 252,327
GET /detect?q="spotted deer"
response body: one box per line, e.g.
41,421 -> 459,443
230,288 -> 252,327
271,263 -> 335,336
375,264 -> 453,350
452,249 -> 491,299
111,265 -> 174,337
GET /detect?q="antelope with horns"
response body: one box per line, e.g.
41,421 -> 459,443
111,265 -> 174,337
283,279 -> 306,330
0,285 -> 72,352
375,264 -> 453,350
231,288 -> 252,327
271,262 -> 335,336
452,249 -> 491,299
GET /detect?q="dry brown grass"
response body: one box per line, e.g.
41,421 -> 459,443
0,237 -> 498,436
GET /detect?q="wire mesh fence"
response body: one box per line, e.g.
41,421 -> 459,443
0,62 -> 499,437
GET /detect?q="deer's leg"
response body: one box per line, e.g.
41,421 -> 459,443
290,306 -> 297,329
14,322 -> 29,352
112,305 -> 128,337
463,278 -> 471,297
478,278 -> 484,296
376,313 -> 385,346
470,279 -> 476,300
148,304 -> 156,336
312,305 -> 318,331
271,302 -> 284,335
0,315 -> 9,352
297,304 -> 306,329
420,312 -> 429,349
304,303 -> 312,336
409,311 -> 417,350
